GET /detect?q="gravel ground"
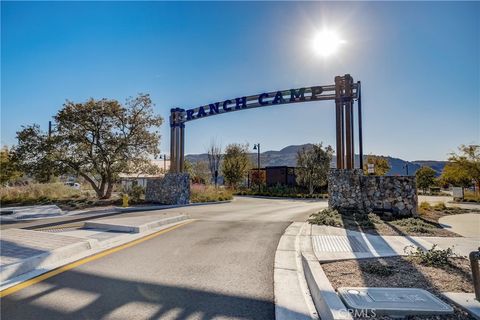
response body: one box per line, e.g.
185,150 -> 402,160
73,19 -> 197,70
322,257 -> 474,320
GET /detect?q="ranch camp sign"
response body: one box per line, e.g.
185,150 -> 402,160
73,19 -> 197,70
169,74 -> 362,173
183,86 -> 336,122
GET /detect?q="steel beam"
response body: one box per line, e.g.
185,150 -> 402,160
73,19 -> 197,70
335,76 -> 344,169
357,81 -> 364,170
344,74 -> 354,169
169,111 -> 176,173
179,123 -> 185,172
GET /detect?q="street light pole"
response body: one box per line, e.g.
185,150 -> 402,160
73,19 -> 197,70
163,154 -> 167,172
404,163 -> 409,176
159,154 -> 168,173
253,143 -> 261,192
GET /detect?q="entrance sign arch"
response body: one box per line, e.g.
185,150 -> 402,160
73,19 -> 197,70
169,74 -> 363,173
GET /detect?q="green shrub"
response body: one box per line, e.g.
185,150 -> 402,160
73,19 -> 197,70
393,217 -> 433,234
339,212 -> 376,229
128,184 -> 145,202
419,201 -> 431,211
405,245 -> 455,267
433,202 -> 447,211
308,209 -> 379,229
308,208 -> 343,227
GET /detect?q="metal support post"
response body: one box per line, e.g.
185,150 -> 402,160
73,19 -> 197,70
169,110 -> 177,173
170,108 -> 185,173
179,123 -> 185,172
344,74 -> 354,169
357,81 -> 363,170
335,76 -> 344,169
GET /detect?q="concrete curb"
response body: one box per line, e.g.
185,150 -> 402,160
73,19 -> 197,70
84,215 -> 188,233
299,223 -> 353,320
2,200 -> 232,223
0,217 -> 192,290
236,195 -> 327,201
274,222 -> 318,320
0,238 -> 96,282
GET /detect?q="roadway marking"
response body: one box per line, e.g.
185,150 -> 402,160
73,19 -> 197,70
0,220 -> 194,298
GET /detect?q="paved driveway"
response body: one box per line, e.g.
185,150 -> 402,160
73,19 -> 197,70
1,197 -> 327,320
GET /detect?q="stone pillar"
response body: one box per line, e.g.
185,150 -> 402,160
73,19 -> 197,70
145,173 -> 190,205
328,169 -> 418,218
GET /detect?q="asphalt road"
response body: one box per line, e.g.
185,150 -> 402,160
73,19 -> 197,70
1,197 -> 327,320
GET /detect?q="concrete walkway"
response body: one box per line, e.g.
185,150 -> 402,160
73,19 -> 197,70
310,225 -> 479,262
0,205 -> 63,221
0,229 -> 95,282
0,214 -> 189,287
439,213 -> 480,238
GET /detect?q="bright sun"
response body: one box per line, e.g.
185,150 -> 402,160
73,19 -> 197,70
312,30 -> 346,57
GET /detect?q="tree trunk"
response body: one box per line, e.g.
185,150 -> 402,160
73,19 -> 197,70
103,182 -> 114,199
97,178 -> 106,199
79,173 -> 102,198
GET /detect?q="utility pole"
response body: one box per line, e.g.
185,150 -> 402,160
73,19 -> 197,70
48,121 -> 52,182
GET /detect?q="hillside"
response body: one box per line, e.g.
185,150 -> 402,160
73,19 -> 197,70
185,144 -> 447,176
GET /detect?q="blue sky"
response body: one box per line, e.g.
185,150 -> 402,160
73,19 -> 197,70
1,1 -> 479,161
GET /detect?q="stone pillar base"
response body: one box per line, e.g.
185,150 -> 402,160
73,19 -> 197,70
145,173 -> 190,205
328,169 -> 417,218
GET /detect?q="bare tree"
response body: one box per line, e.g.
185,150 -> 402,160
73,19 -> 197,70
207,139 -> 222,187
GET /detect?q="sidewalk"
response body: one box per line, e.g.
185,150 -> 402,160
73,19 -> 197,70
274,221 -> 480,320
310,225 -> 479,262
0,213 -> 190,289
0,203 -> 175,222
439,213 -> 480,238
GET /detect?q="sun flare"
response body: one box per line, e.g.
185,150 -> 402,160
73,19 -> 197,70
312,30 -> 346,57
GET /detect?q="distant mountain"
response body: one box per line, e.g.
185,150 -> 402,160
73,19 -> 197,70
411,160 -> 447,175
185,144 -> 447,176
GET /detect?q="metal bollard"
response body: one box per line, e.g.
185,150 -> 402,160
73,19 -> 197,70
470,247 -> 480,301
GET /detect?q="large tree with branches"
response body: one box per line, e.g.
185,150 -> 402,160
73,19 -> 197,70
15,94 -> 163,199
296,143 -> 333,194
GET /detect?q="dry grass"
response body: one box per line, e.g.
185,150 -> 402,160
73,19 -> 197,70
0,183 -> 121,210
190,184 -> 233,203
322,256 -> 473,320
0,183 -> 89,205
462,190 -> 480,203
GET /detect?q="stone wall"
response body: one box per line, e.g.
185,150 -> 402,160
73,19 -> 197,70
145,173 -> 190,205
328,169 -> 417,218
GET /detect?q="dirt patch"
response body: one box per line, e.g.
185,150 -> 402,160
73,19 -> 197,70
322,256 -> 474,319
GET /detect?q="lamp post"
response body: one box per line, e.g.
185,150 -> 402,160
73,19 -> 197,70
159,154 -> 168,173
253,143 -> 261,192
404,163 -> 409,176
